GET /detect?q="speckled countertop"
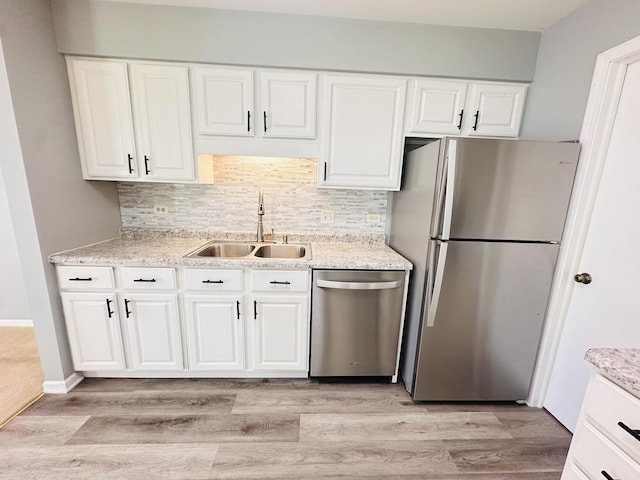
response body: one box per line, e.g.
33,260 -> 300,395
48,231 -> 413,271
586,348 -> 640,397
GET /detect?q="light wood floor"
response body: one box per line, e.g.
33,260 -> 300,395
0,378 -> 572,479
0,327 -> 43,427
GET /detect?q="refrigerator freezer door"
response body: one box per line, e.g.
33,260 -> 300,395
444,138 -> 580,242
413,241 -> 560,401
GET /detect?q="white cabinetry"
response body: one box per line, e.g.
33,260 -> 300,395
57,266 -> 125,371
405,78 -> 527,138
183,268 -> 245,371
249,270 -> 310,372
67,57 -> 194,182
320,74 -> 407,191
562,374 -> 640,479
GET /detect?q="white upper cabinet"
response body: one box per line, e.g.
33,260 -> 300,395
129,64 -> 194,181
67,57 -> 195,182
405,78 -> 528,138
464,82 -> 528,137
406,79 -> 468,135
195,67 -> 254,136
194,66 -> 317,145
320,74 -> 407,191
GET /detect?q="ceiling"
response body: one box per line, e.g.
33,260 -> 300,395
100,0 -> 591,32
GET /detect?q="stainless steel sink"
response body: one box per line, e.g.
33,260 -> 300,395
185,241 -> 311,260
254,244 -> 306,259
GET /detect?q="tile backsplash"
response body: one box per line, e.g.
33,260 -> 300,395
118,156 -> 388,234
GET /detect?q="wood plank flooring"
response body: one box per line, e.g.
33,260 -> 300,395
0,378 -> 572,479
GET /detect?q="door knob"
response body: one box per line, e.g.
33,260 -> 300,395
574,273 -> 592,284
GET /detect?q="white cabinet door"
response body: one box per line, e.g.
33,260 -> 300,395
320,74 -> 407,190
406,79 -> 468,135
260,71 -> 316,138
184,295 -> 244,370
122,293 -> 183,371
129,64 -> 194,181
195,66 -> 254,136
250,294 -> 309,371
464,83 -> 527,137
67,59 -> 136,179
61,292 -> 125,371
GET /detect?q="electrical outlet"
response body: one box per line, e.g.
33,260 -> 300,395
320,210 -> 334,224
154,206 -> 169,214
367,214 -> 381,223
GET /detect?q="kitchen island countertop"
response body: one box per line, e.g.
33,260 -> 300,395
49,235 -> 413,271
585,348 -> 640,397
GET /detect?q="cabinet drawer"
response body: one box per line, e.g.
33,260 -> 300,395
251,270 -> 309,292
571,420 -> 640,480
584,375 -> 640,462
57,266 -> 114,290
184,269 -> 243,292
120,267 -> 177,290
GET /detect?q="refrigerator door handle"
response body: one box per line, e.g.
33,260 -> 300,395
426,241 -> 448,327
440,140 -> 457,240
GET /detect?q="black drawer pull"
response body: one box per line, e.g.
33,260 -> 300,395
456,109 -> 464,130
270,280 -> 291,285
247,110 -> 251,132
618,421 -> 640,442
105,298 -> 114,318
202,280 -> 224,284
601,471 -> 617,480
144,155 -> 150,175
253,300 -> 258,320
124,299 -> 131,318
133,278 -> 156,283
127,154 -> 134,174
236,300 -> 240,320
69,277 -> 92,282
263,111 -> 267,132
472,110 -> 480,131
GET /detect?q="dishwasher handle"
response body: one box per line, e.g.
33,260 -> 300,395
316,279 -> 402,290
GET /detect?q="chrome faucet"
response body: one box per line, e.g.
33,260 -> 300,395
257,189 -> 264,242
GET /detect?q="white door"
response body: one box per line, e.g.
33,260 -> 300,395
544,59 -> 640,432
195,66 -> 254,136
406,79 -> 468,135
250,295 -> 309,371
260,71 -> 317,138
184,295 -> 244,370
122,293 -> 183,371
61,292 -> 125,371
464,82 -> 527,137
320,74 -> 407,190
130,64 -> 194,181
67,58 -> 136,179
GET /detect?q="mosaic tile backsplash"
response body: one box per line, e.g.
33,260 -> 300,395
118,156 -> 388,234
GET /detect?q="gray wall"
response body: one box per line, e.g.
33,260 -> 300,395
0,0 -> 121,383
0,165 -> 30,321
51,0 -> 540,82
521,0 -> 640,140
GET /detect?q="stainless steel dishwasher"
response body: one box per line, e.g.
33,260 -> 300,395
310,270 -> 405,377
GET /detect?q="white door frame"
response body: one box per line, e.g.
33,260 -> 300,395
528,35 -> 640,407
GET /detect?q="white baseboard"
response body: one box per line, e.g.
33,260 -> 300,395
42,372 -> 84,394
0,319 -> 33,327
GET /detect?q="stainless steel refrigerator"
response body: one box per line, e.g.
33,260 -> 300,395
389,137 -> 580,401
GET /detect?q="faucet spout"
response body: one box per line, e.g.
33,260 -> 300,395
257,189 -> 264,242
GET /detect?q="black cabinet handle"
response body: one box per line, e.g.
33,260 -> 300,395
133,278 -> 156,283
127,154 -> 134,174
144,155 -> 150,175
270,280 -> 291,285
69,277 -> 92,282
105,298 -> 114,318
618,421 -> 640,442
263,111 -> 267,132
247,110 -> 251,132
202,279 -> 224,284
457,109 -> 464,130
323,162 -> 327,182
124,299 -> 131,318
236,300 -> 240,320
253,300 -> 257,320
472,110 -> 480,131
601,471 -> 617,480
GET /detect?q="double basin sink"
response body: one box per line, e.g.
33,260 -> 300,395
186,241 -> 311,260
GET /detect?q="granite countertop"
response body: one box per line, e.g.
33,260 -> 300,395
49,232 -> 413,271
586,348 -> 640,397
